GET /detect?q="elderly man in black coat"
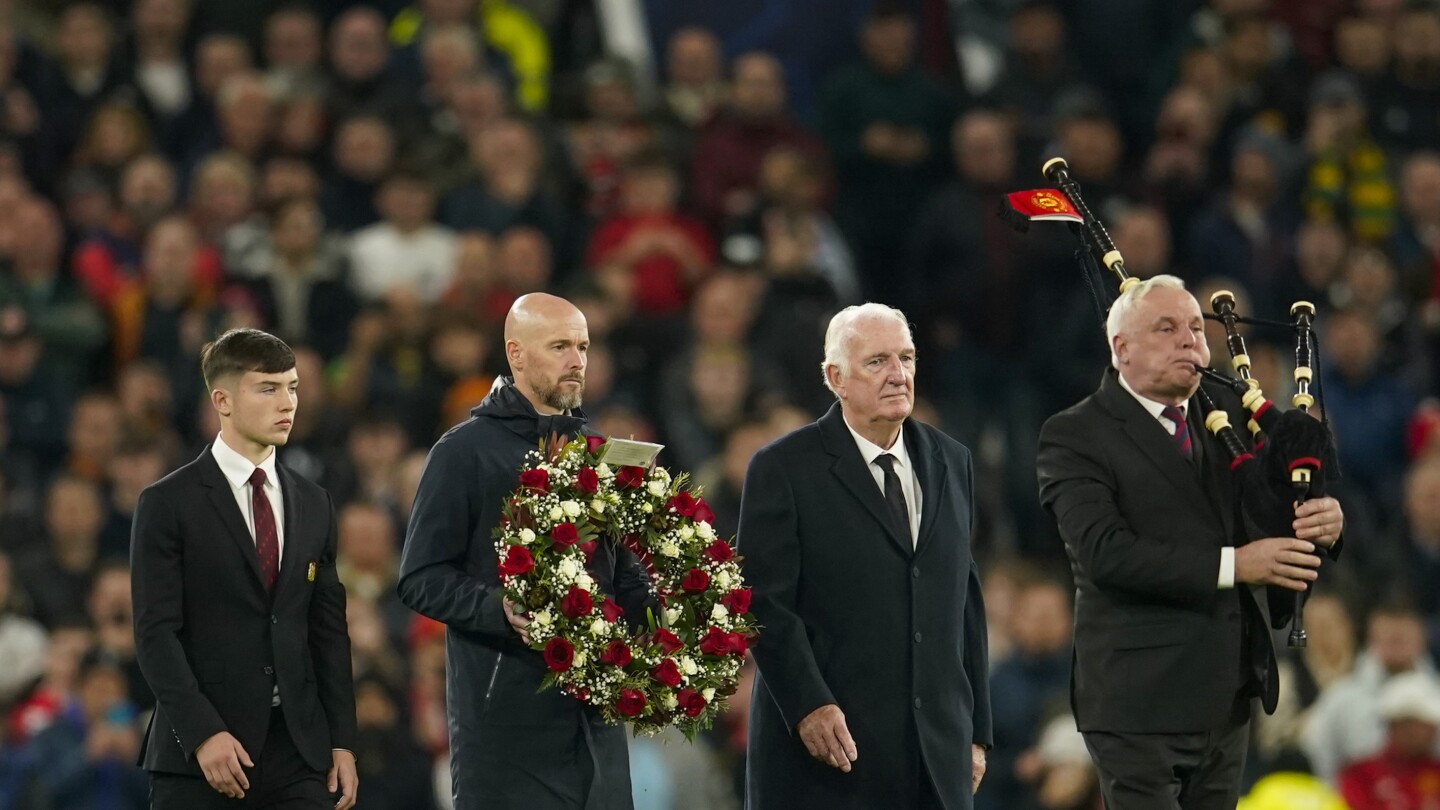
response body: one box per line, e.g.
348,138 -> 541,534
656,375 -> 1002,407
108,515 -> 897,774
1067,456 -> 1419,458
740,302 -> 993,809
398,293 -> 652,809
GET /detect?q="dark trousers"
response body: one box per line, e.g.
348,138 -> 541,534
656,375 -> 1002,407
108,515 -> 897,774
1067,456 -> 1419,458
1082,701 -> 1250,810
150,708 -> 330,809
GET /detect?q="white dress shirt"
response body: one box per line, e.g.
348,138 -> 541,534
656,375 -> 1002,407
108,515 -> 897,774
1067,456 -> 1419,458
211,433 -> 286,564
844,417 -> 923,547
1117,373 -> 1235,589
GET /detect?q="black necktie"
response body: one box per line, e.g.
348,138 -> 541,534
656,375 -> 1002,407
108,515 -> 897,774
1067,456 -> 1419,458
873,454 -> 912,543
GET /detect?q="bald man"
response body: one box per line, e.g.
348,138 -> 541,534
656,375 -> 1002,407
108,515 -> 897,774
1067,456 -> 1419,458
398,294 -> 654,809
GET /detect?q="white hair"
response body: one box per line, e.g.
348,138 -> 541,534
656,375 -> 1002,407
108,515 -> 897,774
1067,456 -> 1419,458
1105,274 -> 1189,369
820,303 -> 913,395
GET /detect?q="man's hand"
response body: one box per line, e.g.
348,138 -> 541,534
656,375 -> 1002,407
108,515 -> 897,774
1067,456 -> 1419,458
972,744 -> 987,794
502,596 -> 532,645
195,731 -> 253,799
796,704 -> 857,773
1235,538 -> 1321,591
1293,497 -> 1344,548
328,749 -> 359,809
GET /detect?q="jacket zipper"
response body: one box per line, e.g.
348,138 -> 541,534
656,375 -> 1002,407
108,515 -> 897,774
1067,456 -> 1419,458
482,654 -> 503,712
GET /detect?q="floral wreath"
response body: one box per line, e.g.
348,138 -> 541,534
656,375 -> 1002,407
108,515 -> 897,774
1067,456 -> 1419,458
493,434 -> 757,737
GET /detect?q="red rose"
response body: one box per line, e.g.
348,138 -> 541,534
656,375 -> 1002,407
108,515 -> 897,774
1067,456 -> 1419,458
577,540 -> 598,562
518,468 -> 550,493
616,688 -> 646,717
615,465 -> 646,489
677,688 -> 708,717
586,435 -> 607,455
576,467 -> 600,493
692,499 -> 716,525
698,626 -> 730,656
653,628 -> 684,654
720,588 -> 752,615
496,545 -> 534,577
551,522 -> 579,548
727,632 -> 749,656
559,587 -> 593,619
681,568 -> 710,593
598,597 -> 625,623
599,640 -> 632,667
667,491 -> 698,517
543,637 -> 574,672
651,658 -> 682,687
703,539 -> 734,562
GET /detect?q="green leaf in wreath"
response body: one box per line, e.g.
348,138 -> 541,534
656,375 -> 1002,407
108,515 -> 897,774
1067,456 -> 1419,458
526,585 -> 553,610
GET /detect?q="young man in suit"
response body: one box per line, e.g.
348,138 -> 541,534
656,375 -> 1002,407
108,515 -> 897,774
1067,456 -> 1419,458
1037,276 -> 1344,809
740,302 -> 992,809
131,328 -> 358,809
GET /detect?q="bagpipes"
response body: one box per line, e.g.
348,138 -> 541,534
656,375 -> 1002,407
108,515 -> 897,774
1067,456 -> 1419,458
1004,158 -> 1336,647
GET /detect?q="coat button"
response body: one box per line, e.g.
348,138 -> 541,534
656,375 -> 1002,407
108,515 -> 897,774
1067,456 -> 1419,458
263,666 -> 274,675
911,567 -> 920,579
914,697 -> 923,709
271,615 -> 278,624
913,632 -> 922,643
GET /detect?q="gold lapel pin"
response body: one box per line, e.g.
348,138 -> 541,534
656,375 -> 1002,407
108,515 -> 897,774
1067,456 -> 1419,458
307,562 -> 316,582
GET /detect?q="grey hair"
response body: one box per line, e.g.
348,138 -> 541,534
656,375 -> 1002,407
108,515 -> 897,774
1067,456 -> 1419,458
820,303 -> 913,395
1106,274 -> 1189,368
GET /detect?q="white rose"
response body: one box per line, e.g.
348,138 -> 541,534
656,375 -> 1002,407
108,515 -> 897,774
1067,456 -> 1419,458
518,528 -> 536,545
549,506 -> 564,522
695,521 -> 715,540
647,480 -> 666,497
715,570 -> 732,590
596,463 -> 614,479
591,499 -> 606,514
711,604 -> 729,622
558,558 -> 581,581
572,650 -> 587,668
679,656 -> 698,676
642,503 -> 654,514
561,500 -> 583,518
590,619 -> 610,636
702,688 -> 715,702
533,610 -> 553,627
664,607 -> 682,625
575,573 -> 594,590
663,693 -> 679,710
678,525 -> 695,541
654,468 -> 671,483
659,542 -> 680,558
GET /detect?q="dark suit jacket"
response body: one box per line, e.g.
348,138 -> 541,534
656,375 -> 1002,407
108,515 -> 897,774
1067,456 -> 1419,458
740,405 -> 992,810
1037,370 -> 1303,734
131,447 -> 356,775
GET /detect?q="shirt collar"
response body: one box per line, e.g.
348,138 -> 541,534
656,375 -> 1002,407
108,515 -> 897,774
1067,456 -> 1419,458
1117,370 -> 1188,424
211,432 -> 279,490
842,415 -> 910,471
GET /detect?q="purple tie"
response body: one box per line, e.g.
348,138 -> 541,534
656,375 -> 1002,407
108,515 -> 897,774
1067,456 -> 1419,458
249,468 -> 280,591
1161,405 -> 1193,461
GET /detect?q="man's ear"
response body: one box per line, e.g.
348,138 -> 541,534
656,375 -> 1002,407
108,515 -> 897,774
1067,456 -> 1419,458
1112,334 -> 1128,366
825,363 -> 845,398
506,339 -> 524,373
210,386 -> 230,417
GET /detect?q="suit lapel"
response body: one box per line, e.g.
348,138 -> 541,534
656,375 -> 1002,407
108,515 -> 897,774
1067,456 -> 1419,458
274,464 -> 302,598
819,406 -> 912,558
908,422 -> 948,557
199,448 -> 266,589
1100,373 -> 1210,506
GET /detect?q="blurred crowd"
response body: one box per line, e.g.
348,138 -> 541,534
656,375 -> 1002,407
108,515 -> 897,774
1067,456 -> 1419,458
2,0 -> 1440,807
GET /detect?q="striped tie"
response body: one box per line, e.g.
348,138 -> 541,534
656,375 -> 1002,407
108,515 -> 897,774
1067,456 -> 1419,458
1161,405 -> 1193,461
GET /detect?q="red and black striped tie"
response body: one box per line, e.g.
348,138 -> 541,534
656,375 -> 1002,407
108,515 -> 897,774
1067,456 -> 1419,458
1161,405 -> 1193,461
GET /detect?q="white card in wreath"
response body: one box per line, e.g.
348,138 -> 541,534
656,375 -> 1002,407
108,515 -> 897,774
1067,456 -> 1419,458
597,438 -> 664,467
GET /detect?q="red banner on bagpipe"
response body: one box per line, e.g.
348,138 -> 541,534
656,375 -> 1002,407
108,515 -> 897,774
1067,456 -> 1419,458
1004,189 -> 1085,223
